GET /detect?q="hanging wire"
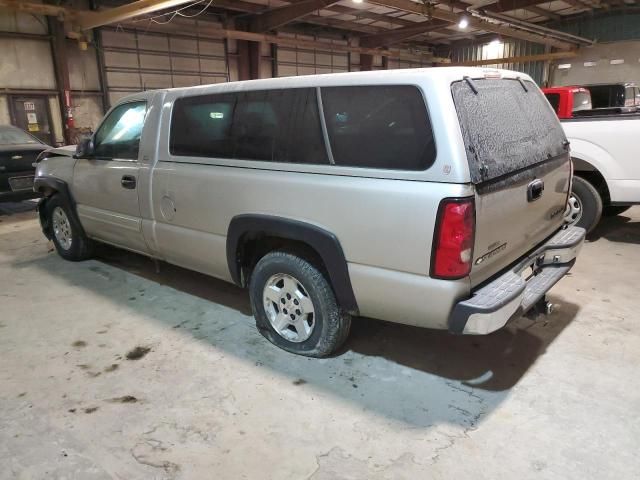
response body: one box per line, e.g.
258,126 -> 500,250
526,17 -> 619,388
130,0 -> 214,25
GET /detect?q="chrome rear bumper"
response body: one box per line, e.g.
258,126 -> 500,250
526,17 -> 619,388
449,226 -> 585,335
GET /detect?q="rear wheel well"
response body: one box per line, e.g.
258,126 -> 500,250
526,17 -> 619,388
237,235 -> 328,287
572,161 -> 610,205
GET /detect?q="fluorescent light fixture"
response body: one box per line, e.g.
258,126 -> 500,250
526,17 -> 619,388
557,63 -> 571,69
610,59 -> 624,65
352,0 -> 363,3
458,17 -> 469,29
583,61 -> 596,67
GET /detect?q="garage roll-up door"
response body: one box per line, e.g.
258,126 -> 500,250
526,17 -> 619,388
100,27 -> 229,106
276,33 -> 348,77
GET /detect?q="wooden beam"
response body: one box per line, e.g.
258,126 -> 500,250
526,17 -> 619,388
366,0 -> 575,48
0,0 -> 70,18
249,0 -> 340,32
361,19 -> 450,47
77,0 -> 196,30
447,50 -> 576,66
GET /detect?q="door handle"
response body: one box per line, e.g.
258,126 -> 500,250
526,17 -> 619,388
121,175 -> 137,189
527,179 -> 544,202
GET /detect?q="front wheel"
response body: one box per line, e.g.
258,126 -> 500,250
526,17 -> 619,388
45,194 -> 93,261
565,176 -> 603,234
249,251 -> 351,357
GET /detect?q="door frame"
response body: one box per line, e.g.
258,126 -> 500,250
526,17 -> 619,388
8,93 -> 56,145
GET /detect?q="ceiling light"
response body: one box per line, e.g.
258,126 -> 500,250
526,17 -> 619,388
353,0 -> 363,3
458,17 -> 469,29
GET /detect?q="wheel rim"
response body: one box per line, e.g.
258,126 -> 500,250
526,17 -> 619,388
564,193 -> 582,225
52,206 -> 73,251
262,273 -> 315,343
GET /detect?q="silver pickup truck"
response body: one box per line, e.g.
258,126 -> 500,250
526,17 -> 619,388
34,67 -> 585,357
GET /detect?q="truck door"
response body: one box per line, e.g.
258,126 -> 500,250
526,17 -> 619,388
72,99 -> 150,254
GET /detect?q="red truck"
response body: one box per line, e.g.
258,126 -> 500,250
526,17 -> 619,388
543,86 -> 592,119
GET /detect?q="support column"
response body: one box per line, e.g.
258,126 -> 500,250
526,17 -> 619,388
360,54 -> 373,71
48,17 -> 73,145
236,18 -> 263,80
237,40 -> 251,80
249,40 -> 261,79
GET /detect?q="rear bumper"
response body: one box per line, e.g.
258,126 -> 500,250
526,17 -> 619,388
449,225 -> 585,335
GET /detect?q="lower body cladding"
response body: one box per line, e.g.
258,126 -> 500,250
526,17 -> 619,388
449,226 -> 586,335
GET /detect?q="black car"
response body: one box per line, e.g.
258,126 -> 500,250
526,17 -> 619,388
0,125 -> 49,202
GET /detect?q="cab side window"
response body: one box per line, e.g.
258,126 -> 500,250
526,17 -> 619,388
94,101 -> 147,160
170,88 -> 328,165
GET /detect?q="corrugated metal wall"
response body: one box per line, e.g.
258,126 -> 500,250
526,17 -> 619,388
548,12 -> 640,42
448,40 -> 547,85
276,33 -> 349,77
100,24 -> 228,106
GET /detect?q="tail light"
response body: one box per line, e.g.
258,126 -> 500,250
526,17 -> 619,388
431,198 -> 475,279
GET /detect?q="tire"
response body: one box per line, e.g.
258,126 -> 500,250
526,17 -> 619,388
603,205 -> 631,217
566,176 -> 603,234
45,194 -> 94,261
249,251 -> 351,357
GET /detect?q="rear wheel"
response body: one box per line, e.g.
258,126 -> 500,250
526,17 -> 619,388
45,194 -> 93,261
249,251 -> 351,357
603,205 -> 631,217
566,176 -> 602,234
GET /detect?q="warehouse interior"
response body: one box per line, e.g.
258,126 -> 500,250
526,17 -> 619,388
2,0 -> 640,144
1,0 -> 639,478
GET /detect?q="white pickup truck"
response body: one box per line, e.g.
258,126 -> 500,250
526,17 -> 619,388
563,113 -> 640,232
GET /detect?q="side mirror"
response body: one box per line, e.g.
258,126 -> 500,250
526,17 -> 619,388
74,137 -> 94,159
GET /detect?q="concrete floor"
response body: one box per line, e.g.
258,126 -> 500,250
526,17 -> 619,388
0,201 -> 638,480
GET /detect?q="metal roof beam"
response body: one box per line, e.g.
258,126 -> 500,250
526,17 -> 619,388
248,0 -> 340,32
360,19 -> 450,47
367,0 -> 575,48
525,5 -> 562,20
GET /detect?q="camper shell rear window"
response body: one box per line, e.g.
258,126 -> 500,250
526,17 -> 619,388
451,78 -> 567,184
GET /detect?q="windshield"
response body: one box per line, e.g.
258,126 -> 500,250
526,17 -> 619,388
451,78 -> 567,184
0,126 -> 40,145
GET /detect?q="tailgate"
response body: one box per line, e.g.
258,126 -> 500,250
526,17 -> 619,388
451,76 -> 571,287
